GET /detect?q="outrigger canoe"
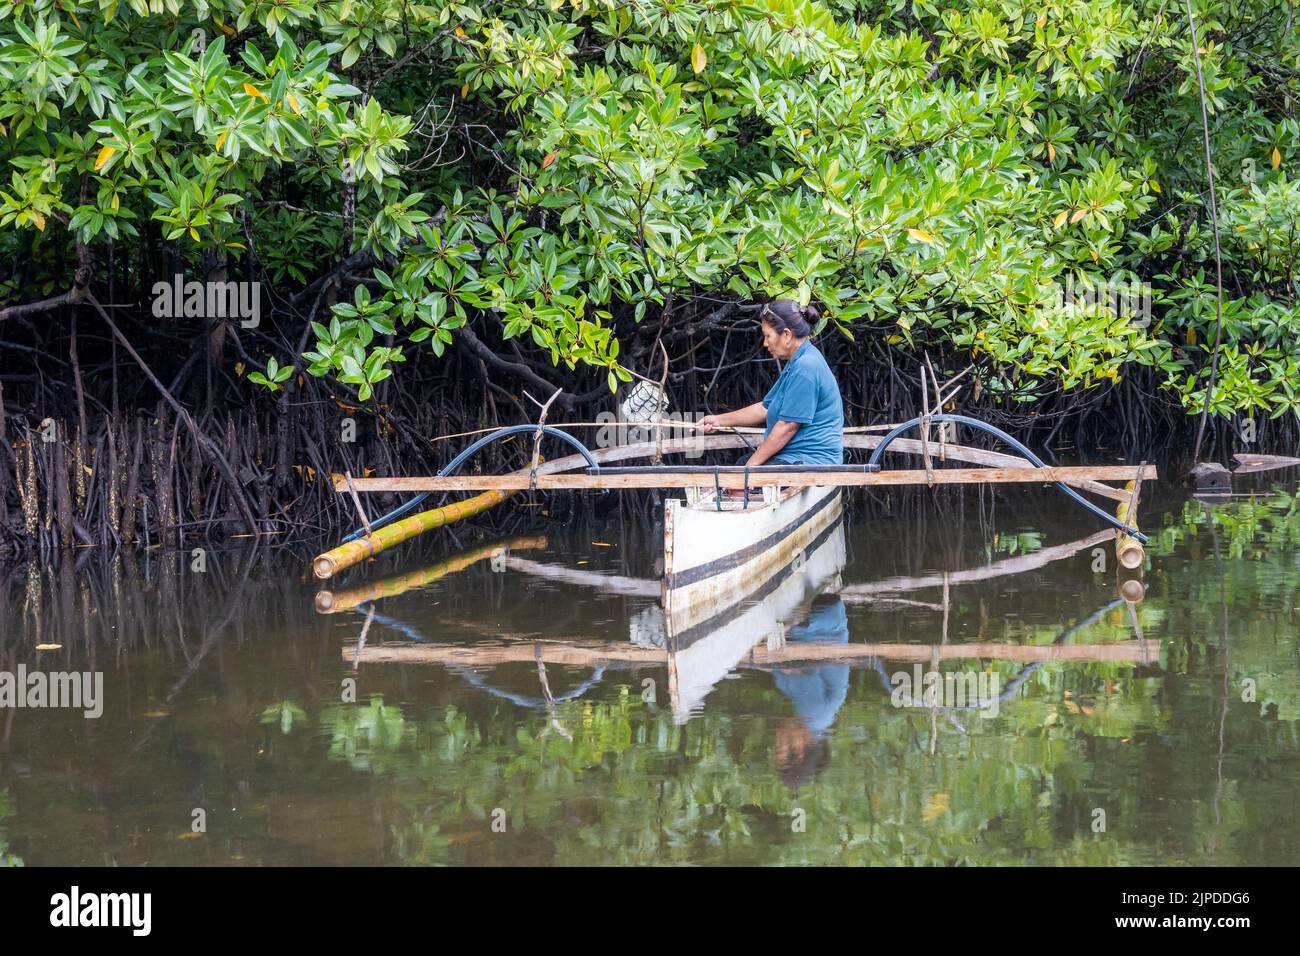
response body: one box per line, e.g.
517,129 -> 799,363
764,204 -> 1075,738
315,414 -> 1155,584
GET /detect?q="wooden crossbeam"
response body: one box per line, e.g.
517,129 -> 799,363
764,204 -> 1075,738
334,464 -> 1157,493
341,638 -> 1160,667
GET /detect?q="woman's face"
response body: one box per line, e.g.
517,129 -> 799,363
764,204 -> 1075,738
761,321 -> 799,360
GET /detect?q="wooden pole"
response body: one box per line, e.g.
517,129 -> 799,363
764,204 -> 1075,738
341,638 -> 1161,667
333,464 -> 1156,492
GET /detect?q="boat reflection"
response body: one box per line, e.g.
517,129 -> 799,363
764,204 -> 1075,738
326,525 -> 1157,734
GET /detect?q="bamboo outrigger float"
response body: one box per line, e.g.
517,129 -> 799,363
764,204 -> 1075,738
313,414 -> 1156,584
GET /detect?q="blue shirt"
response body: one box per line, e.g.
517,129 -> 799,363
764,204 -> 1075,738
771,600 -> 850,737
761,340 -> 843,464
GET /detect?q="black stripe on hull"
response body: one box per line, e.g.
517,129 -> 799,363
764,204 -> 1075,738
670,513 -> 846,652
666,487 -> 841,590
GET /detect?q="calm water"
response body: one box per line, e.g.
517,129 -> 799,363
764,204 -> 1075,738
2,483 -> 1299,866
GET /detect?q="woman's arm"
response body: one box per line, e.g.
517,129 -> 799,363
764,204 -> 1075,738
699,401 -> 767,432
746,420 -> 799,466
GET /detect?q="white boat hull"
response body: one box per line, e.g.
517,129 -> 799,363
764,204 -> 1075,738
661,485 -> 846,720
662,484 -> 843,632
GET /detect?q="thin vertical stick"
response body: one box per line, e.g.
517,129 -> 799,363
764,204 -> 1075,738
1185,0 -> 1226,464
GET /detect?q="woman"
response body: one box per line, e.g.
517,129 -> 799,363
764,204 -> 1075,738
698,300 -> 844,465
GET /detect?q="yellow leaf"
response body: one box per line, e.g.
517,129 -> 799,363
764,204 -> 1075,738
1272,146 -> 1282,169
1036,13 -> 1047,28
142,710 -> 170,718
800,128 -> 811,136
177,832 -> 204,841
541,150 -> 557,169
921,793 -> 949,823
460,83 -> 469,97
35,643 -> 62,650
216,130 -> 228,150
243,82 -> 268,103
1063,689 -> 1072,697
907,228 -> 935,243
1063,699 -> 1080,714
1185,327 -> 1197,344
286,93 -> 300,114
1052,210 -> 1068,229
34,212 -> 45,231
110,192 -> 120,210
214,16 -> 236,36
1069,208 -> 1088,224
94,145 -> 116,171
1235,224 -> 1247,232
1089,248 -> 1098,263
70,9 -> 82,28
691,42 -> 707,74
1080,705 -> 1095,716
887,334 -> 903,344
1047,142 -> 1055,162
1196,47 -> 1207,55
235,362 -> 246,377
591,541 -> 613,547
189,227 -> 200,241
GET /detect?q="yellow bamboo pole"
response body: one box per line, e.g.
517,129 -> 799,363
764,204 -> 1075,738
1115,478 -> 1145,570
314,535 -> 549,611
312,489 -> 511,580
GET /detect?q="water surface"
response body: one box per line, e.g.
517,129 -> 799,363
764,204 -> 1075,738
2,484 -> 1299,865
